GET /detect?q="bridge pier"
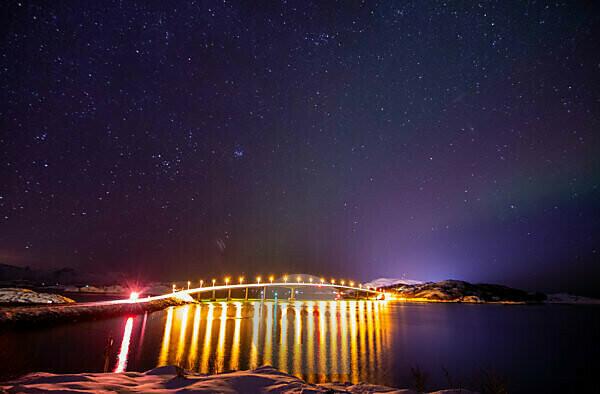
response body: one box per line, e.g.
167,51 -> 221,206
244,287 -> 248,301
289,287 -> 295,301
211,289 -> 216,301
227,288 -> 231,301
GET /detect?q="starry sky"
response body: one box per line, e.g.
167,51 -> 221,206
1,1 -> 599,295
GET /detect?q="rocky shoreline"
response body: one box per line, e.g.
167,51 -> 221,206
0,293 -> 190,327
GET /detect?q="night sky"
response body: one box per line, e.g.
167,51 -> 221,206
1,1 -> 599,295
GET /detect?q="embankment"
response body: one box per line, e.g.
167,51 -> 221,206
0,296 -> 190,327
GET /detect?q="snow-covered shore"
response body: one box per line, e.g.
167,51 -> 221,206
0,295 -> 190,326
1,365 -> 473,394
0,288 -> 74,304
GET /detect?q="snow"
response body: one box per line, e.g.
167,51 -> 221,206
362,278 -> 423,289
545,293 -> 600,304
0,288 -> 74,304
1,365 -> 474,393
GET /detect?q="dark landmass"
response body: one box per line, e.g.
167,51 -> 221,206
389,280 -> 547,303
0,263 -> 134,288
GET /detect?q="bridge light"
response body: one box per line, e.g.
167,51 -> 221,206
283,275 -> 288,283
341,280 -> 345,286
212,279 -> 216,286
320,278 -> 325,284
256,276 -> 261,284
269,276 -> 274,284
200,279 -> 204,288
172,284 -> 176,293
239,276 -> 244,284
331,279 -> 335,285
349,281 -> 354,287
225,277 -> 230,285
309,277 -> 313,283
129,291 -> 140,301
359,283 -> 362,289
187,280 -> 191,290
296,276 -> 301,283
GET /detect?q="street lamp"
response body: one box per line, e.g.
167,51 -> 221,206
320,278 -> 325,284
172,284 -> 176,293
187,280 -> 191,290
341,280 -> 345,286
224,277 -> 231,300
283,275 -> 288,283
269,276 -> 274,284
296,276 -> 301,283
256,276 -> 261,285
239,276 -> 244,284
212,279 -> 216,286
349,281 -> 354,287
200,279 -> 204,288
309,277 -> 313,283
331,279 -> 335,285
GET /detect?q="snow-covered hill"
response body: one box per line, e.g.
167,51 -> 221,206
0,288 -> 74,304
362,277 -> 423,289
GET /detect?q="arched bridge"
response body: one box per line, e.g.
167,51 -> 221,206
129,276 -> 388,303
180,280 -> 385,301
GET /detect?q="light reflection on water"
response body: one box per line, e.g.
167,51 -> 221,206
142,300 -> 388,383
2,301 -> 597,392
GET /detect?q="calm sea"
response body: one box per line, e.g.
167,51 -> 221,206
1,301 -> 598,393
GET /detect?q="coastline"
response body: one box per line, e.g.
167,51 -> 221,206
0,296 -> 190,327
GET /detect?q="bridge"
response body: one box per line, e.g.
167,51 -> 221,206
130,275 -> 388,303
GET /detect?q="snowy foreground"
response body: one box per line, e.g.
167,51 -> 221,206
1,365 -> 473,394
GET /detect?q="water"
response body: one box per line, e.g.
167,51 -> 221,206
1,301 -> 599,392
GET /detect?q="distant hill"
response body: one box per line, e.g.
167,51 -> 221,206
367,278 -> 548,303
0,263 -> 119,286
362,277 -> 423,289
